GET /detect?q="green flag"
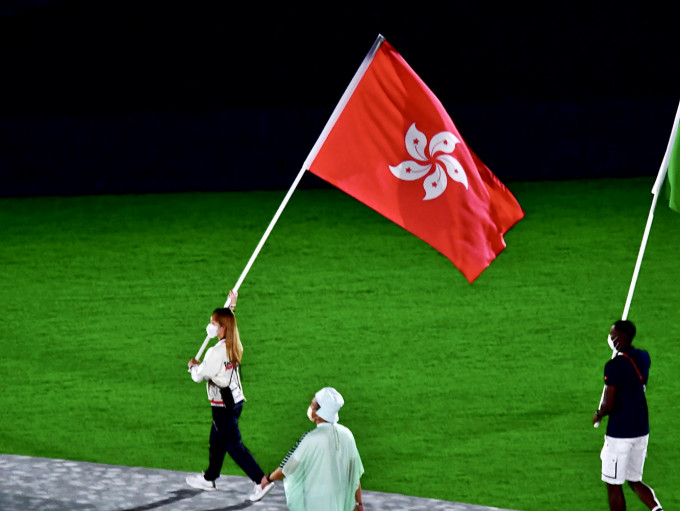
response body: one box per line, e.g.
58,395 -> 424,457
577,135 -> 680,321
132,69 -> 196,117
666,118 -> 680,213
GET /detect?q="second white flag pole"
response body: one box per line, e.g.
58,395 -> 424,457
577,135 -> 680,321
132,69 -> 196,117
595,98 -> 680,427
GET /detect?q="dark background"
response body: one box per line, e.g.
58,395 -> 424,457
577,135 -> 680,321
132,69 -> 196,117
1,0 -> 678,197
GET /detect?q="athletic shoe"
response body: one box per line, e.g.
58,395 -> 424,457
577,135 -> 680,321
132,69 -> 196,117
185,473 -> 216,491
248,481 -> 274,501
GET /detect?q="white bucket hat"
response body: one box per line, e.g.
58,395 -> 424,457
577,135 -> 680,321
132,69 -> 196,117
315,387 -> 344,424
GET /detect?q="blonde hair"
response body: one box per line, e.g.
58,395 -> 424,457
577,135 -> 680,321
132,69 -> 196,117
212,308 -> 243,365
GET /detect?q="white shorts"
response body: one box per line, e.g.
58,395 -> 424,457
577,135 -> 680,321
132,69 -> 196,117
600,435 -> 648,485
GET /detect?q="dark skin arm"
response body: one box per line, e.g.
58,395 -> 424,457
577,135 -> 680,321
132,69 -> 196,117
593,385 -> 616,425
261,470 -> 364,510
260,467 -> 284,488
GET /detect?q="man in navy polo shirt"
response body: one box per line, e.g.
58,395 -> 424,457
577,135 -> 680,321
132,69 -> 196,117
593,320 -> 663,511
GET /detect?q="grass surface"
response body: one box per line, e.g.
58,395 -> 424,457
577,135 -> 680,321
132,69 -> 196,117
1,177 -> 678,511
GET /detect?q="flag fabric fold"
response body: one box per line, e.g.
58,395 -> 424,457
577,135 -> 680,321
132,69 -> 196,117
666,116 -> 680,213
305,35 -> 524,283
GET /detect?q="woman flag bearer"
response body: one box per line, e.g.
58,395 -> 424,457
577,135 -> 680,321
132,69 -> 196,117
186,290 -> 274,502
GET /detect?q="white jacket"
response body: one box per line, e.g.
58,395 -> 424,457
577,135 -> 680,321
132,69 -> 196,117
190,339 -> 245,407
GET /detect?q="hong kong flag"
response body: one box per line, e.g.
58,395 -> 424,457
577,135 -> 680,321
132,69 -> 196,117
304,35 -> 524,283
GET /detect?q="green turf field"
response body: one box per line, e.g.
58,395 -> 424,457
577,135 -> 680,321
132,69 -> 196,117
1,177 -> 678,511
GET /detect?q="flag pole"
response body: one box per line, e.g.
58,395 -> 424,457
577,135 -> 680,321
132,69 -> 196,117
622,99 -> 680,320
193,34 -> 387,362
193,165 -> 307,361
594,98 -> 680,427
302,34 -> 385,170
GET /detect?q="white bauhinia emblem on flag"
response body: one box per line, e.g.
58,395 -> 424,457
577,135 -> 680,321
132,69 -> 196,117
306,36 -> 524,283
389,123 -> 469,200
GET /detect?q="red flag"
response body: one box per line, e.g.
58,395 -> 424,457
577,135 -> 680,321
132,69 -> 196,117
305,36 -> 524,283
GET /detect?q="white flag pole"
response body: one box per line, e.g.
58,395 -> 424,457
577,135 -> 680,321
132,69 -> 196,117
302,34 -> 385,170
193,166 -> 307,361
192,34 -> 387,362
621,99 -> 680,320
594,98 -> 680,427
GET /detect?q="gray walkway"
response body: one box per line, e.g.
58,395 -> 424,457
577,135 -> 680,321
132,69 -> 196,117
0,454 -> 519,511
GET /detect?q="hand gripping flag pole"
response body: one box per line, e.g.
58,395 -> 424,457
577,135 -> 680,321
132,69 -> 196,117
594,98 -> 680,427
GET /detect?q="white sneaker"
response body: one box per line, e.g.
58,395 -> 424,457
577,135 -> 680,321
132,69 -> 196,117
248,481 -> 274,501
185,473 -> 216,491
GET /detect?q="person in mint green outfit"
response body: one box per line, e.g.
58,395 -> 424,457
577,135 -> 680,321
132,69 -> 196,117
261,387 -> 365,511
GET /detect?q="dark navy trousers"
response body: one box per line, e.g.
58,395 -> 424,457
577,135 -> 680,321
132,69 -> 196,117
203,403 -> 265,483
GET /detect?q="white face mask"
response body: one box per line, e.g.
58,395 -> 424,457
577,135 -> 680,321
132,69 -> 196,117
607,334 -> 618,351
206,322 -> 219,339
307,405 -> 316,422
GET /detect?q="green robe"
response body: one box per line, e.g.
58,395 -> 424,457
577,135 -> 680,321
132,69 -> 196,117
282,422 -> 364,511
